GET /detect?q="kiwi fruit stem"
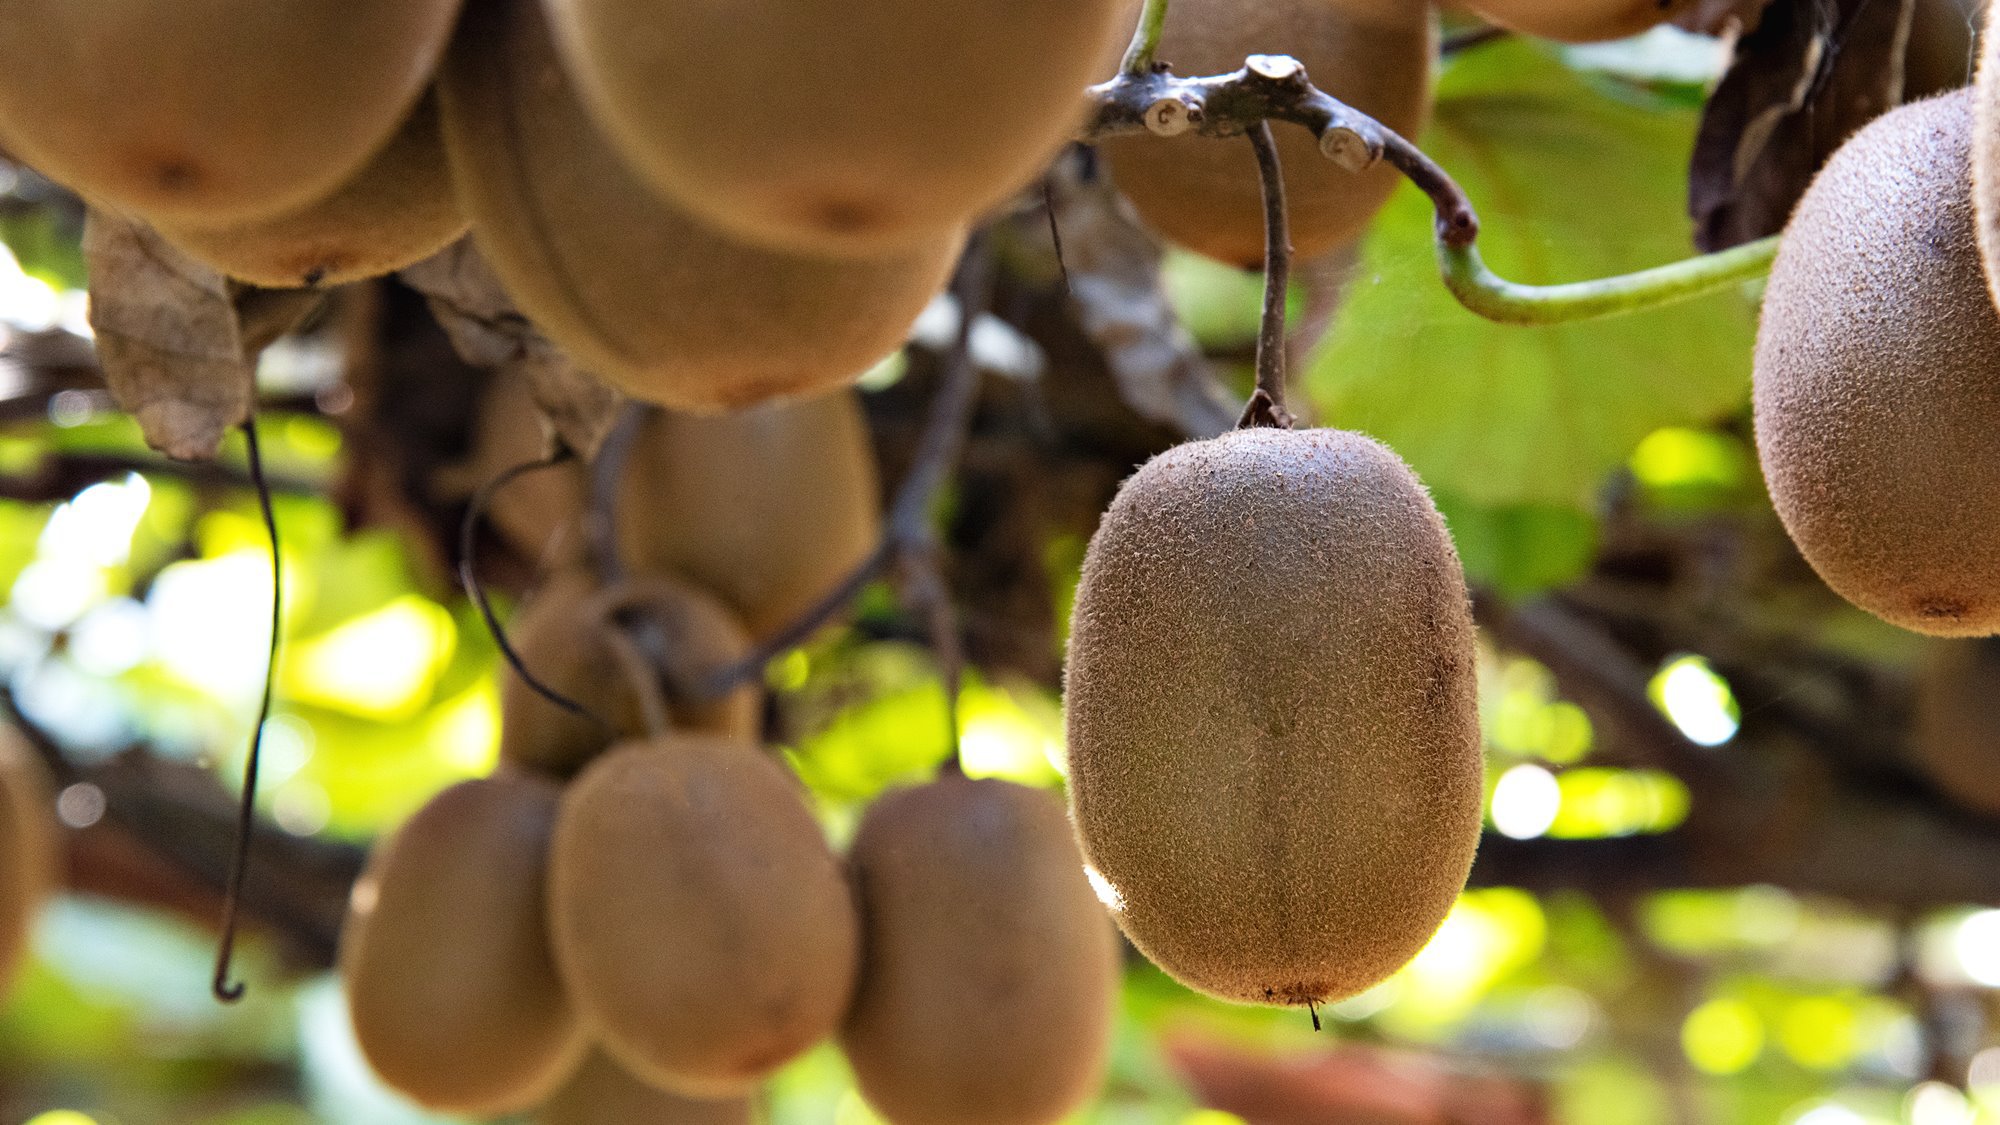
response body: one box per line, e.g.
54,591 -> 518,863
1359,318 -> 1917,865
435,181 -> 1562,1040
1120,0 -> 1173,75
1438,232 -> 1779,325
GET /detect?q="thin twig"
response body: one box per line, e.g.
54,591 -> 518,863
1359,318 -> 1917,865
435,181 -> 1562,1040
1238,121 -> 1294,431
211,417 -> 280,1004
1119,0 -> 1172,76
1042,175 -> 1073,297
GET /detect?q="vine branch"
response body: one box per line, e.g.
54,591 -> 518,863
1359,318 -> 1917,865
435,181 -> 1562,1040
1238,121 -> 1294,431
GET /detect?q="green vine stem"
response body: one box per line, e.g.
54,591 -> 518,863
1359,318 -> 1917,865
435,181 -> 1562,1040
1436,234 -> 1780,326
1119,0 -> 1171,75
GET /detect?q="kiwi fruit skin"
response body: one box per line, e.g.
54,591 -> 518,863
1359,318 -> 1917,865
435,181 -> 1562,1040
340,772 -> 586,1115
841,775 -> 1119,1125
544,0 -> 1132,258
1914,639 -> 2000,817
536,1051 -> 754,1125
0,727 -> 57,993
548,736 -> 860,1097
0,0 -> 462,223
499,570 -> 762,780
1973,0 -> 2000,310
1064,427 -> 1482,1007
1754,90 -> 2000,637
1100,0 -> 1437,268
616,391 -> 883,640
1457,0 -> 1697,42
436,0 -> 963,413
152,93 -> 467,289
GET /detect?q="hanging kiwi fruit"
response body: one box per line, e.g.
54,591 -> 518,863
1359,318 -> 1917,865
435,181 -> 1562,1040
536,1051 -> 754,1125
0,0 -> 462,223
1456,0 -> 1696,43
150,93 -> 467,290
542,0 -> 1134,258
615,391 -> 882,641
1064,426 -> 1483,1009
547,736 -> 860,1097
340,772 -> 586,1115
841,775 -> 1120,1125
436,0 -> 964,412
1754,90 -> 2000,637
1100,0 -> 1437,268
498,570 -> 762,780
0,727 -> 57,995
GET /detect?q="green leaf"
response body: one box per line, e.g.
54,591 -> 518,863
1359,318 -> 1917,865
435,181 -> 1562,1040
1308,40 -> 1758,508
1435,491 -> 1598,596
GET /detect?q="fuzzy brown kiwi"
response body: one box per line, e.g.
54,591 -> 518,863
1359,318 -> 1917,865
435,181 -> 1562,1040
1457,0 -> 1697,42
0,727 -> 57,994
1064,426 -> 1482,1008
547,735 -> 860,1097
1099,0 -> 1436,269
457,368 -> 589,571
340,772 -> 586,1115
0,0 -> 462,223
536,1051 -> 754,1125
1754,90 -> 2000,637
616,391 -> 882,641
436,0 -> 963,413
499,570 -> 762,780
151,93 -> 467,289
1913,639 -> 2000,817
841,774 -> 1119,1125
542,0 -> 1133,258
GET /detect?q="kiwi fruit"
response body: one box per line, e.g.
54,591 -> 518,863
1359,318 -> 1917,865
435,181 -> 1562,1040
1755,90 -> 2000,637
547,735 -> 860,1096
0,0 -> 462,223
1913,639 -> 2000,817
616,391 -> 882,640
1457,0 -> 1696,42
458,367 -> 589,570
1064,426 -> 1482,1008
499,570 -> 762,779
841,775 -> 1119,1125
543,0 -> 1132,258
537,1051 -> 754,1125
1100,0 -> 1437,268
0,727 -> 57,993
436,0 -> 963,412
151,93 -> 467,289
340,771 -> 586,1114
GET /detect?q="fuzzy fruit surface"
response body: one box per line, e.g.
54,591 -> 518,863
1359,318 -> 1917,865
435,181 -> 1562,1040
340,773 -> 585,1115
841,775 -> 1120,1125
1754,90 -> 2000,637
534,1051 -> 753,1125
1065,427 -> 1482,1007
0,0 -> 461,223
438,0 -> 963,412
547,737 -> 859,1097
155,93 -> 466,289
545,0 -> 1132,258
1459,0 -> 1696,43
0,727 -> 55,998
1101,0 -> 1435,268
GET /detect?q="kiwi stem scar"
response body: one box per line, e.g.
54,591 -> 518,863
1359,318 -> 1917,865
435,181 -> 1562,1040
1119,0 -> 1171,76
1438,234 -> 1780,325
212,416 -> 280,1004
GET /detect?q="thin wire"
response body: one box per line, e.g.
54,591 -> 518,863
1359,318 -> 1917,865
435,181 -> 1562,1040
1043,175 -> 1073,297
211,417 -> 279,1003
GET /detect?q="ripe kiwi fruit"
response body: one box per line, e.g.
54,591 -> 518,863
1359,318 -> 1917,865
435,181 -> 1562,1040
436,0 -> 963,412
1754,90 -> 2000,636
1100,0 -> 1437,268
548,735 -> 860,1096
151,93 -> 467,289
616,391 -> 882,641
536,1051 -> 754,1125
0,727 -> 57,992
1913,639 -> 2000,817
1457,0 -> 1696,42
1064,426 -> 1482,1008
499,570 -> 762,780
0,0 -> 462,223
340,771 -> 586,1114
543,0 -> 1133,258
841,774 -> 1119,1125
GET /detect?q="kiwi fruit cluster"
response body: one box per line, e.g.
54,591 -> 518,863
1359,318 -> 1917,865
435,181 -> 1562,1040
0,726 -> 57,997
1753,89 -> 2000,636
1064,426 -> 1484,1009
